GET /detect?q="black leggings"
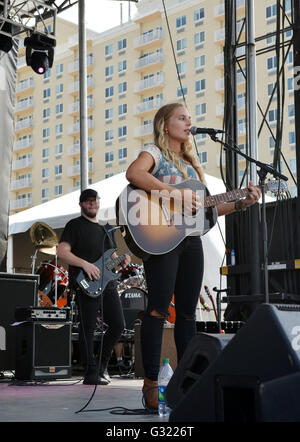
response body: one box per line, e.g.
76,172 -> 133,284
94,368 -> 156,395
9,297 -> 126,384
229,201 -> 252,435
76,285 -> 125,371
141,236 -> 204,380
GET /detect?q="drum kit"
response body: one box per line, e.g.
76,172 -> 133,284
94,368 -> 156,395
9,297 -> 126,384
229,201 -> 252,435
30,222 -> 70,309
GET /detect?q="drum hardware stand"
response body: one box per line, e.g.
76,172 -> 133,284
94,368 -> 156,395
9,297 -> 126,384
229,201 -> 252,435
31,249 -> 38,274
213,287 -> 229,333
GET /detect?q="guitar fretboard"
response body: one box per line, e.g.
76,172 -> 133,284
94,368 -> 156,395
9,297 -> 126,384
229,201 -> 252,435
204,188 -> 249,208
106,250 -> 132,270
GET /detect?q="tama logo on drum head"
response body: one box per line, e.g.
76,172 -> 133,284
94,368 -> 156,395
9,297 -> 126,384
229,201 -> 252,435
124,292 -> 142,299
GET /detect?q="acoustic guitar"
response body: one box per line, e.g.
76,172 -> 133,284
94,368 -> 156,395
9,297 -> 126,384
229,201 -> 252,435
116,178 -> 287,258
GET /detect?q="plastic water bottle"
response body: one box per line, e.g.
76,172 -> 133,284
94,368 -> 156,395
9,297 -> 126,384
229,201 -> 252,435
230,249 -> 236,266
158,358 -> 173,417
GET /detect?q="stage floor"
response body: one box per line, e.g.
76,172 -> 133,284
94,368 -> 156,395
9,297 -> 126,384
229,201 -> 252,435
0,373 -> 168,424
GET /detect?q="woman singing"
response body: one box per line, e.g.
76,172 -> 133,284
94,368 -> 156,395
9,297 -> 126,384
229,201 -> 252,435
126,102 -> 260,410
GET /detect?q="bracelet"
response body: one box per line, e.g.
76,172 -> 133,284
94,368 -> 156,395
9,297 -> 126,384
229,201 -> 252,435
234,200 -> 247,212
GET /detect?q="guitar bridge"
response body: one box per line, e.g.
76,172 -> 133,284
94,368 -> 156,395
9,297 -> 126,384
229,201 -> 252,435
161,201 -> 173,226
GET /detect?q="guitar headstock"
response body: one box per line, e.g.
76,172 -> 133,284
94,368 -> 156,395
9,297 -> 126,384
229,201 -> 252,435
266,179 -> 288,196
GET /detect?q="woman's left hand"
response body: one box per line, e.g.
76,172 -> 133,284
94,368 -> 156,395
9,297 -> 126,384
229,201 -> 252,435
243,180 -> 261,208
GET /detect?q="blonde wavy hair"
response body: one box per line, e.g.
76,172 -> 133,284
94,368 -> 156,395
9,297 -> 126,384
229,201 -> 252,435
153,102 -> 205,183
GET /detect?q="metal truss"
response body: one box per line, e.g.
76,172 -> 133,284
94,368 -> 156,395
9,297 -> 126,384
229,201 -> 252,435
0,0 -> 78,40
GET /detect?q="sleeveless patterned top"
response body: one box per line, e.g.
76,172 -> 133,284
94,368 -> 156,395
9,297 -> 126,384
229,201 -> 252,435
141,144 -> 200,184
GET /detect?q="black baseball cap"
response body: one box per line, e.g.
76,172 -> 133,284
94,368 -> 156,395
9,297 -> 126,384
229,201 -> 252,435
79,188 -> 99,202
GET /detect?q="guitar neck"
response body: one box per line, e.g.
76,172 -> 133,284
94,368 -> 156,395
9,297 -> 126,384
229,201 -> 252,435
108,250 -> 132,269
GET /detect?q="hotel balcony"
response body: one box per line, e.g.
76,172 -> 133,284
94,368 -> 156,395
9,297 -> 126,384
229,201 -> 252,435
10,196 -> 32,211
134,99 -> 163,117
68,56 -> 95,75
15,97 -> 34,115
68,120 -> 95,136
214,0 -> 245,21
134,52 -> 164,72
15,78 -> 34,96
68,162 -> 94,177
15,117 -> 33,134
68,98 -> 95,116
134,29 -> 164,50
13,137 -> 34,152
68,77 -> 95,96
134,74 -> 164,94
134,122 -> 153,138
12,157 -> 33,172
68,141 -> 95,156
10,177 -> 32,191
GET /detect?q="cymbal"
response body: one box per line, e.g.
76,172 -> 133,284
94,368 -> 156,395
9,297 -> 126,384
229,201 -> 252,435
30,222 -> 58,255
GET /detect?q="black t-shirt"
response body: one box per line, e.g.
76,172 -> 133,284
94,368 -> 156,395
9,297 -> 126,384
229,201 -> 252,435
59,215 -> 117,288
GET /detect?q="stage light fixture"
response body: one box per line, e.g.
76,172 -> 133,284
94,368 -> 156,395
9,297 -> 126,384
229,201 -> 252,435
24,32 -> 56,75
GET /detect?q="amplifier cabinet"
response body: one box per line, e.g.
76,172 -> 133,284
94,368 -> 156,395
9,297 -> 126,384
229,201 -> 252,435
15,321 -> 72,380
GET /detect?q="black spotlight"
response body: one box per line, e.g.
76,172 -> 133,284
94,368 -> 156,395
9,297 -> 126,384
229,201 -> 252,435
24,32 -> 55,75
0,21 -> 13,53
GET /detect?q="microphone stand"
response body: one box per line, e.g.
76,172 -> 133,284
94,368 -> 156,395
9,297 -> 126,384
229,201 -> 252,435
209,132 -> 288,304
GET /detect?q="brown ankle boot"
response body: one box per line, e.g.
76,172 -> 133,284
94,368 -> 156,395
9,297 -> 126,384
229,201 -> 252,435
142,377 -> 158,410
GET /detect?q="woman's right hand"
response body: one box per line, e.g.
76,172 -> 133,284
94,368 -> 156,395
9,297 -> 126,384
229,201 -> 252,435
172,188 -> 202,216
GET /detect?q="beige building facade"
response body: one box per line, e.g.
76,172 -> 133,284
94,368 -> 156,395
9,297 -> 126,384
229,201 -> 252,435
10,0 -> 296,214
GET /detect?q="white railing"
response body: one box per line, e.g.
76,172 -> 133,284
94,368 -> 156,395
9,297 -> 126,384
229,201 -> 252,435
134,123 -> 153,138
134,74 -> 164,93
13,138 -> 34,151
134,52 -> 164,70
68,56 -> 95,73
15,118 -> 33,131
134,99 -> 163,115
16,78 -> 34,93
134,29 -> 164,48
10,177 -> 32,190
12,157 -> 33,170
10,197 -> 32,210
68,120 -> 95,134
68,98 -> 95,114
69,77 -> 95,93
15,97 -> 34,112
68,163 -> 94,176
68,141 -> 94,155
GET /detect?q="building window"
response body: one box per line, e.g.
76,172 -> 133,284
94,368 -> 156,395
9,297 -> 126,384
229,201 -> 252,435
177,85 -> 187,97
198,151 -> 208,164
177,61 -> 187,74
118,147 -> 127,159
56,103 -> 63,115
56,83 -> 64,95
118,38 -> 127,51
194,54 -> 206,69
194,7 -> 205,22
266,4 -> 277,19
56,63 -> 64,75
105,151 -> 114,162
42,167 -> 49,178
118,125 -> 127,138
268,109 -> 277,122
195,78 -> 206,92
105,108 -> 114,120
42,147 -> 50,158
42,188 -> 49,199
55,143 -> 63,155
176,38 -> 187,51
105,43 -> 113,56
105,65 -> 114,77
118,81 -> 127,94
118,103 -> 127,116
43,107 -> 50,119
105,86 -> 114,98
54,184 -> 63,196
195,102 -> 207,117
55,123 -> 63,135
42,128 -> 50,139
118,60 -> 127,73
194,31 -> 205,45
105,129 -> 114,141
267,56 -> 277,70
43,88 -> 51,99
55,164 -> 63,175
176,15 -> 186,28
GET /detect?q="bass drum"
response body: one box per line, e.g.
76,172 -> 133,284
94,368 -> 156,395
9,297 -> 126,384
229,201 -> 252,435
37,261 -> 69,307
120,288 -> 148,331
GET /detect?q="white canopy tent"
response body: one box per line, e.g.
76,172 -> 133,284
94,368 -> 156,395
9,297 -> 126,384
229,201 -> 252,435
8,172 -> 227,306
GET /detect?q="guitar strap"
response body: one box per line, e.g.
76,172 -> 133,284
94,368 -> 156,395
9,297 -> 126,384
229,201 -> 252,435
101,223 -> 116,250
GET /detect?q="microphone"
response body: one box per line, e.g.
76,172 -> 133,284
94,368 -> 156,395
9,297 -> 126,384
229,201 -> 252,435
190,126 -> 225,136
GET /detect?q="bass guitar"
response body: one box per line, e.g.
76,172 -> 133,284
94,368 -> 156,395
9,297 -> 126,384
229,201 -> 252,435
76,248 -> 132,298
116,178 -> 287,257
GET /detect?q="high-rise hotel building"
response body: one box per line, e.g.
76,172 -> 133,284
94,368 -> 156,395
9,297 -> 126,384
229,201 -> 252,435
10,0 -> 296,214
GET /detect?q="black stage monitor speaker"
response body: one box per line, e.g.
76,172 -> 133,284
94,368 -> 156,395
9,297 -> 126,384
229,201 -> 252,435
0,273 -> 39,370
169,304 -> 300,422
15,321 -> 72,380
166,333 -> 234,410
